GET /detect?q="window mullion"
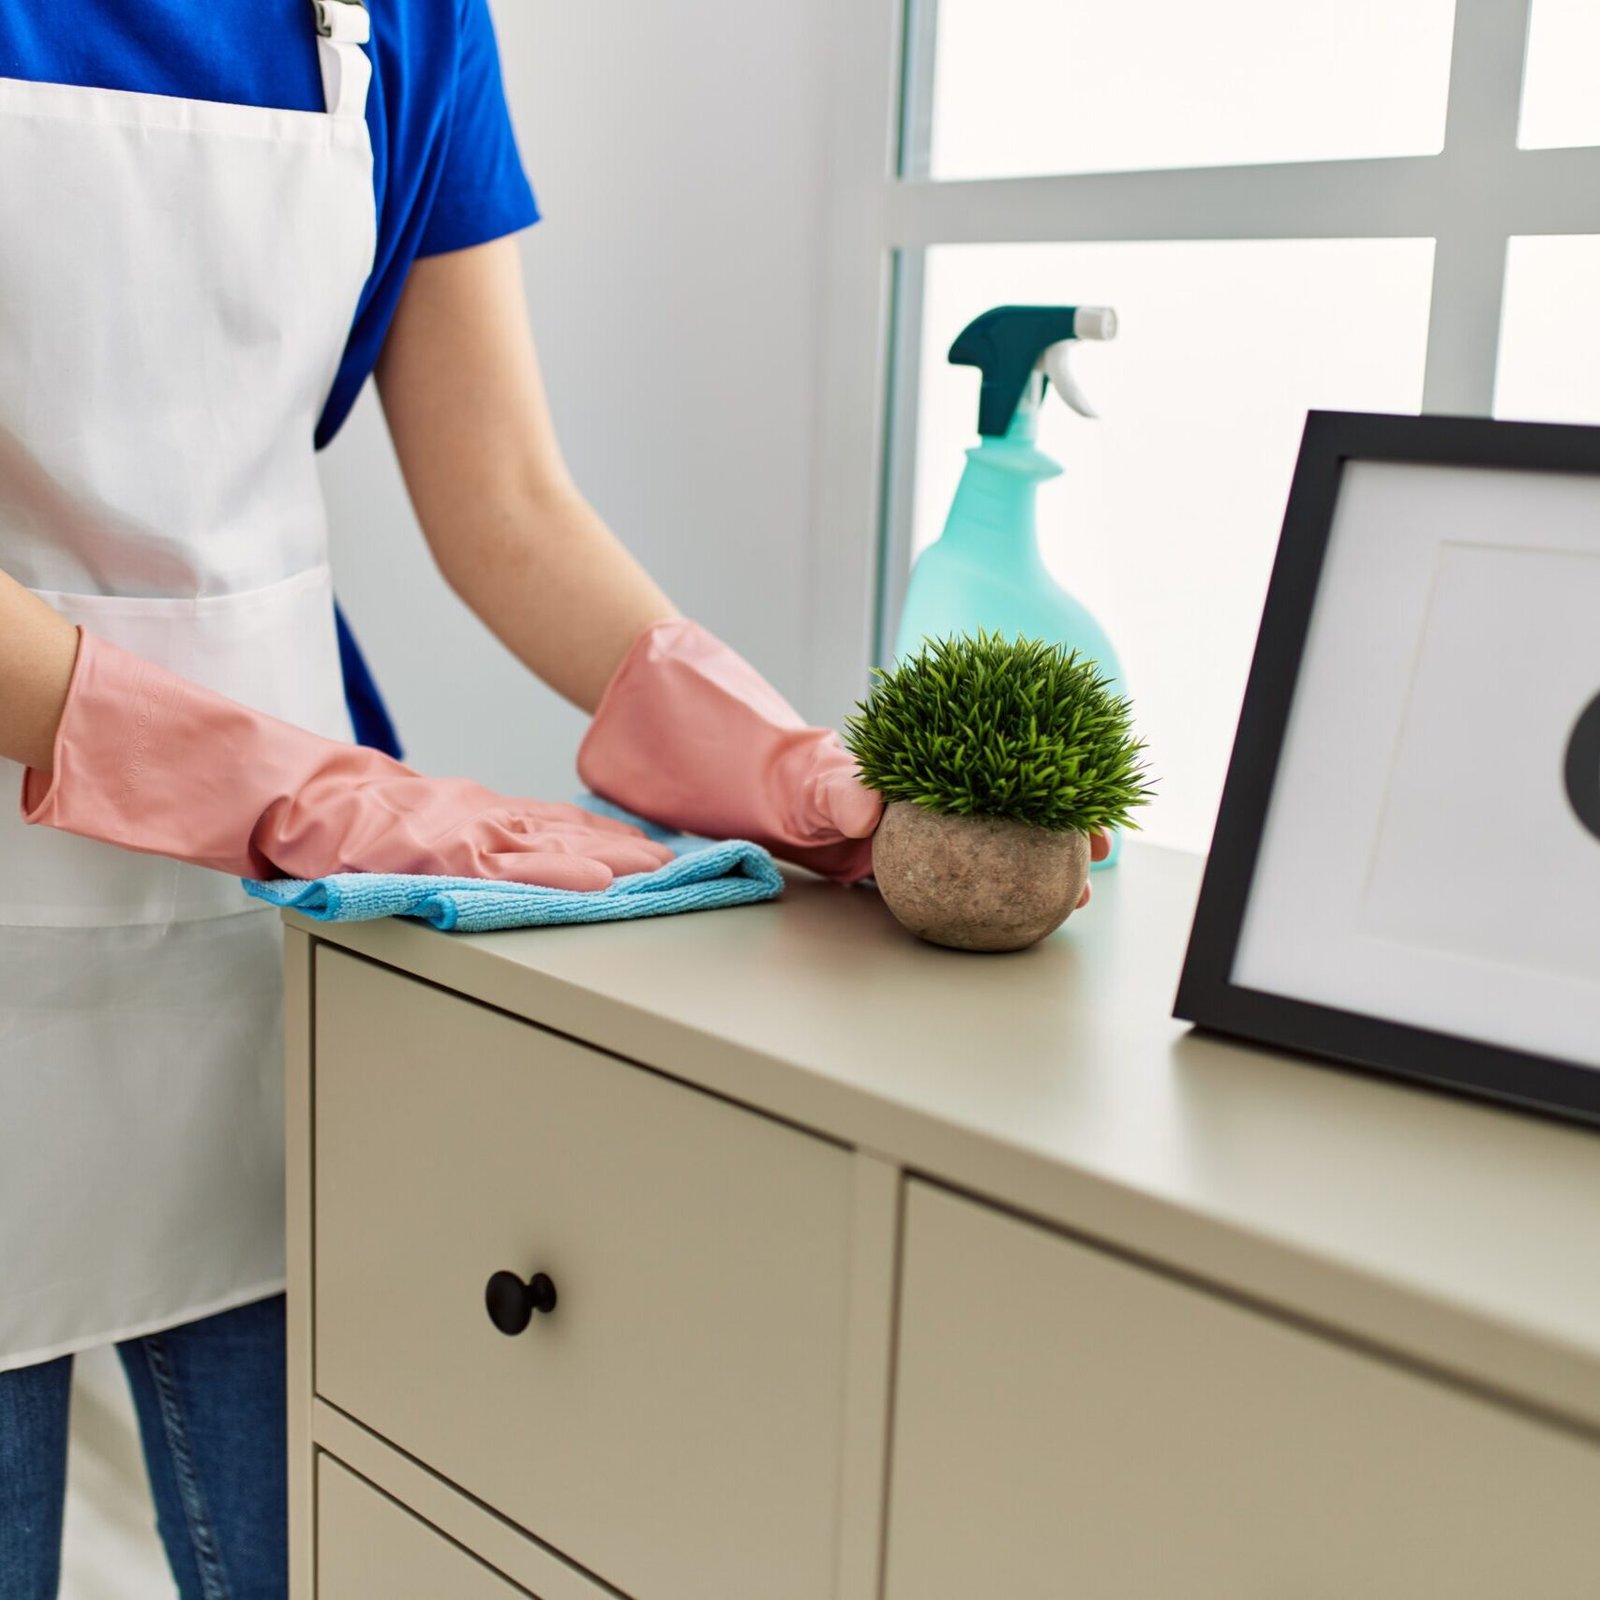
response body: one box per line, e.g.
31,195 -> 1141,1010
1422,225 -> 1509,416
875,250 -> 928,668
1416,0 -> 1536,415
886,157 -> 1467,248
896,0 -> 940,180
1439,0 -> 1535,161
885,143 -> 1600,250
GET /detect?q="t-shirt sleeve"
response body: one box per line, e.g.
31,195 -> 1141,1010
418,0 -> 540,257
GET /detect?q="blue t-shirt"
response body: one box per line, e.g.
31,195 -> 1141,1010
1,0 -> 542,752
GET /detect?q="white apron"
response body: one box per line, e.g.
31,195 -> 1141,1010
0,1 -> 377,1369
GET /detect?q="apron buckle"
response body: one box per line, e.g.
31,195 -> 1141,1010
312,0 -> 370,45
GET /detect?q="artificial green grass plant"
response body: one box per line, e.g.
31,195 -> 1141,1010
844,632 -> 1154,834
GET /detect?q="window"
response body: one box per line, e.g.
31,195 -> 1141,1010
810,0 -> 1600,854
1496,237 -> 1600,423
911,241 -> 1433,853
1519,0 -> 1600,150
929,0 -> 1455,179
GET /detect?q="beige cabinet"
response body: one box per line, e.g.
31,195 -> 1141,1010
318,1459 -> 534,1600
283,848 -> 1600,1599
313,950 -> 854,1600
884,1182 -> 1600,1600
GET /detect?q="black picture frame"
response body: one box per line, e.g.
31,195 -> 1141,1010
1174,410 -> 1600,1129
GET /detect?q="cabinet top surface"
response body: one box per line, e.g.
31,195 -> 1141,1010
294,843 -> 1600,1421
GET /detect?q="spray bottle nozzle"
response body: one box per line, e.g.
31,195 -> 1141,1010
1071,307 -> 1118,341
950,305 -> 1118,437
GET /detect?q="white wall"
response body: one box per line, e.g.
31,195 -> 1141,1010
319,0 -> 832,798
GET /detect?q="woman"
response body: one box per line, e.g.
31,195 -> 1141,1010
0,2 -> 1098,1591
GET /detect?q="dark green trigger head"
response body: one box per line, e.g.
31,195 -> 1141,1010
949,305 -> 1082,438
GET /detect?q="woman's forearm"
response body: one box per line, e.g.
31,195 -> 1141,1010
377,238 -> 676,714
0,573 -> 79,771
425,478 -> 676,714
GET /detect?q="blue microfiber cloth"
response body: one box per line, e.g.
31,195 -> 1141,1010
241,800 -> 783,933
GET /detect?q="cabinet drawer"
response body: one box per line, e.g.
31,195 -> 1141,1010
318,1458 -> 532,1599
313,951 -> 853,1600
885,1182 -> 1600,1600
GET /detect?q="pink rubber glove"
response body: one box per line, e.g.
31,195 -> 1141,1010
577,619 -> 882,884
22,630 -> 674,890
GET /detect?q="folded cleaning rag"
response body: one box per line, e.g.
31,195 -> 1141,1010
241,799 -> 783,932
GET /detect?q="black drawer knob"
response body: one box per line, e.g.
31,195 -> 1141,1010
485,1269 -> 558,1336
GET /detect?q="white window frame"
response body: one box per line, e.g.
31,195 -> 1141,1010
803,0 -> 1600,728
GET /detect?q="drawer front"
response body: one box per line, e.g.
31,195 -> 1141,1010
886,1181 -> 1600,1600
318,1457 -> 531,1599
313,950 -> 853,1600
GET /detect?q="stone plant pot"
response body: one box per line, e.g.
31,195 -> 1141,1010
871,801 -> 1091,953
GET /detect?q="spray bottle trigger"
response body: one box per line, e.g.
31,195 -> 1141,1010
1041,341 -> 1099,420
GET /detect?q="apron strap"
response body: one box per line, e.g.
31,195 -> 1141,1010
311,0 -> 373,121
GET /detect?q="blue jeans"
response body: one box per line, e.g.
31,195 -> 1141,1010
0,1295 -> 286,1599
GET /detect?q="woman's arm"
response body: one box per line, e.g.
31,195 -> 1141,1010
376,236 -> 882,883
0,573 -> 79,771
375,237 -> 677,714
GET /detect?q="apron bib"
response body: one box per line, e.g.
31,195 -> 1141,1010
0,1 -> 376,1368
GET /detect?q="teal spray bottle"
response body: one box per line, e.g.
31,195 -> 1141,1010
892,304 -> 1127,866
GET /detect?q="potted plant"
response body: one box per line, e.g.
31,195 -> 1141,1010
845,632 -> 1153,952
